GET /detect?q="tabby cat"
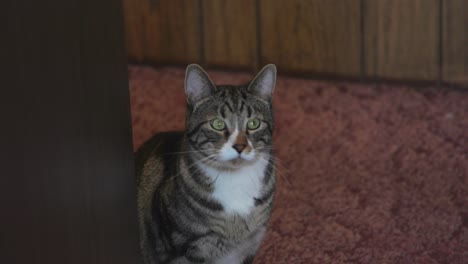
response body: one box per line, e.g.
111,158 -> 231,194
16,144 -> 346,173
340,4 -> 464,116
135,64 -> 277,264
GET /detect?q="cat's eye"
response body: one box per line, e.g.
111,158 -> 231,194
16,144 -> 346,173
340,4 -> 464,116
210,118 -> 226,131
247,118 -> 261,130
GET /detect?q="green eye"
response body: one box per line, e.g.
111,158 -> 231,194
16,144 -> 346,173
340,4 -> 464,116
247,118 -> 261,130
210,118 -> 226,131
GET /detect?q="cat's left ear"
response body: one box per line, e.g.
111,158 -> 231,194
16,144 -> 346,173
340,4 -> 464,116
248,64 -> 276,101
185,64 -> 216,106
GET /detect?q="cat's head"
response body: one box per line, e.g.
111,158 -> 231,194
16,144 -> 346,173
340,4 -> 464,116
184,64 -> 276,169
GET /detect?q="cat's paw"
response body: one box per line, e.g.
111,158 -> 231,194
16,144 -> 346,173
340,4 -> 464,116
185,235 -> 227,260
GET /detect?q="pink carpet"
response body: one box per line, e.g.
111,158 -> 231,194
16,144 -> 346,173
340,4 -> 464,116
129,65 -> 468,264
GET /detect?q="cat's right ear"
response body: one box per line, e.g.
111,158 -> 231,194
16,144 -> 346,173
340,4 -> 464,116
185,64 -> 216,106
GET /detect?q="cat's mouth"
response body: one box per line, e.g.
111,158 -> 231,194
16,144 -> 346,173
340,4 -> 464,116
217,148 -> 256,162
215,151 -> 258,169
216,157 -> 254,170
229,157 -> 245,165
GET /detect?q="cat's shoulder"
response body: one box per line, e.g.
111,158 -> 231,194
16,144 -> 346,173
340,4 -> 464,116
136,131 -> 184,155
135,131 -> 184,178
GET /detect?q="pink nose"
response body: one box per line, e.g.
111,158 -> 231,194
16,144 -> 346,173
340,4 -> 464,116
232,144 -> 246,154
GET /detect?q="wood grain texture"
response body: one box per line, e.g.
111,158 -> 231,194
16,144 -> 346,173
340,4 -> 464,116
202,0 -> 257,70
123,0 -> 146,61
364,0 -> 439,80
124,0 -> 201,64
442,0 -> 468,85
1,0 -> 139,263
260,0 -> 361,76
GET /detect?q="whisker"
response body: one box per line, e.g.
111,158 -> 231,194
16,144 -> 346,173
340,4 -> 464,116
257,155 -> 294,189
189,158 -> 220,206
165,154 -> 217,183
273,167 -> 293,188
272,157 -> 290,172
257,146 -> 294,151
163,149 -> 218,155
258,152 -> 290,172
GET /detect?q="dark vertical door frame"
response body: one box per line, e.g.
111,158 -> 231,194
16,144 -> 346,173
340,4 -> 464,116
1,0 -> 139,263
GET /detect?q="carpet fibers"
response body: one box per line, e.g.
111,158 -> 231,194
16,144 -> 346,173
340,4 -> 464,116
129,65 -> 468,264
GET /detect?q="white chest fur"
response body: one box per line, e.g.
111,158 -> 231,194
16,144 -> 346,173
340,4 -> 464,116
200,159 -> 268,216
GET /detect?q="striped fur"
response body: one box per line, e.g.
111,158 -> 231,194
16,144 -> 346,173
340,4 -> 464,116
136,65 -> 276,264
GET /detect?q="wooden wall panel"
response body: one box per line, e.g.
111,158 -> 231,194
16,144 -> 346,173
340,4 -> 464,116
123,0 -> 200,64
260,0 -> 361,77
364,0 -> 439,80
442,0 -> 468,85
122,0 -> 467,84
203,0 -> 257,70
123,0 -> 145,61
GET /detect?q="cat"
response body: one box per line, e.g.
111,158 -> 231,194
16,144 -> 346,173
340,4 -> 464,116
135,64 -> 277,264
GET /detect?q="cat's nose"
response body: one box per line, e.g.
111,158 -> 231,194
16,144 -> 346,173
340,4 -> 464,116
232,144 -> 247,154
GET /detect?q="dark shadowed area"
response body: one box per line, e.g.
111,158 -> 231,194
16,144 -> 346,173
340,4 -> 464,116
129,65 -> 468,264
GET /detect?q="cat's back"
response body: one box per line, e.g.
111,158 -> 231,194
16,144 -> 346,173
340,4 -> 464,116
135,131 -> 184,183
135,131 -> 184,264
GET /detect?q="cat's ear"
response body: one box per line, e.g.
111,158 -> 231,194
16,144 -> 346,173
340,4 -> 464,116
185,64 -> 216,106
248,64 -> 276,101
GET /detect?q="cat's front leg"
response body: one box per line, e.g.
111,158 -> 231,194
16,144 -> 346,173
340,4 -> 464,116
240,256 -> 254,264
168,256 -> 201,264
184,233 -> 229,263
